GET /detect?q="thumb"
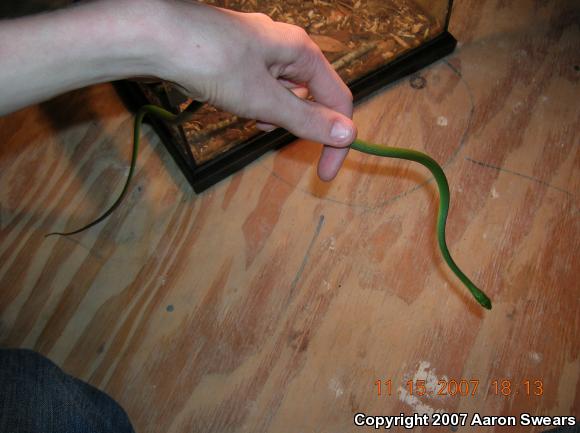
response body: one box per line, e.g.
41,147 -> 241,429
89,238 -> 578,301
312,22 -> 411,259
270,83 -> 355,146
256,77 -> 356,168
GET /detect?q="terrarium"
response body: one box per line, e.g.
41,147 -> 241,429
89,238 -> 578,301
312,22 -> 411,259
118,0 -> 456,192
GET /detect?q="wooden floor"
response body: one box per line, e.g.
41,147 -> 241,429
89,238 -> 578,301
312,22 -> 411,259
0,0 -> 578,432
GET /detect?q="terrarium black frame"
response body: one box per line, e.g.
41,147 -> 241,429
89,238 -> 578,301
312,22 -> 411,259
116,0 -> 456,193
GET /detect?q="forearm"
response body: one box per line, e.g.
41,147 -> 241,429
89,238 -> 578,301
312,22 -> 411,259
0,0 -> 162,115
0,0 -> 355,179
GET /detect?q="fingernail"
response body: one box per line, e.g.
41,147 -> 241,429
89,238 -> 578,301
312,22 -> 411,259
330,121 -> 352,142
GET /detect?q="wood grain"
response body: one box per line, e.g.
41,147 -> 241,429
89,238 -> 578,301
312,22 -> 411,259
0,0 -> 578,432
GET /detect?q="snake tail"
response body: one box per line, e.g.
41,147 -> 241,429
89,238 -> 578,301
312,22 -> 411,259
350,139 -> 492,310
45,105 -> 178,238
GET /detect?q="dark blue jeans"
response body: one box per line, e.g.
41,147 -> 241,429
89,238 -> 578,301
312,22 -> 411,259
1,349 -> 576,433
0,349 -> 134,433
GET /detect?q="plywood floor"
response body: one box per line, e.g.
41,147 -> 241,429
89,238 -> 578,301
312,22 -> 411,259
0,0 -> 578,432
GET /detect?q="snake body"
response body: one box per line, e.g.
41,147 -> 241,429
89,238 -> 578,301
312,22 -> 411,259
350,140 -> 492,309
47,104 -> 492,310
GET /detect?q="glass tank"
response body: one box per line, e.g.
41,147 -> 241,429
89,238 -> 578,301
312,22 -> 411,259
120,0 -> 455,191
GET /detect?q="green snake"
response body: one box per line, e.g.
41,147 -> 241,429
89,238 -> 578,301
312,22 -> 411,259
46,104 -> 492,310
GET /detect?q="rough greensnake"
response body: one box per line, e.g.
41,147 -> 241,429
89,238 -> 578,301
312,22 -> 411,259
46,104 -> 493,310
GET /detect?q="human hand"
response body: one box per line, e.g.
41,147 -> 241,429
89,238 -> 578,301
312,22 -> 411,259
148,0 -> 356,180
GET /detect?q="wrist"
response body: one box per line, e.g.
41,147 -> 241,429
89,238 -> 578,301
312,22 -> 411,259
138,0 -> 212,83
83,0 -> 167,82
